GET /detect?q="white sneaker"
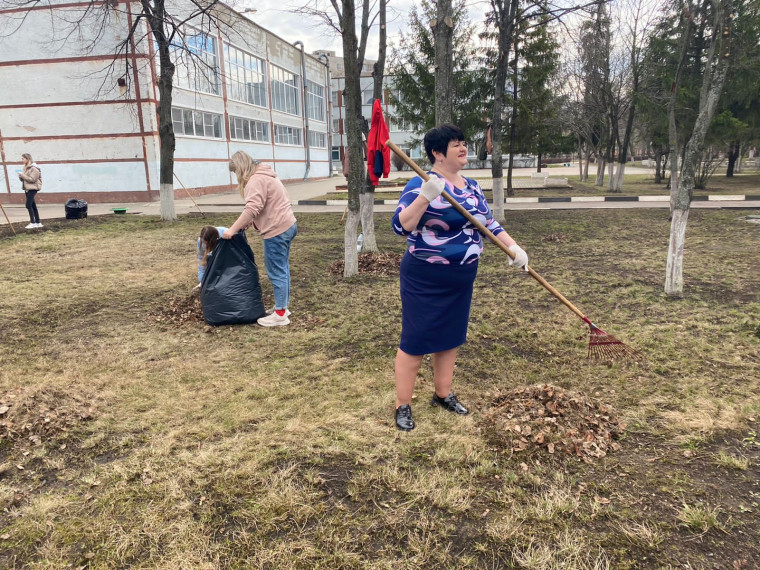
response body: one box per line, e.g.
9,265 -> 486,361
34,223 -> 43,228
257,312 -> 290,327
25,223 -> 35,229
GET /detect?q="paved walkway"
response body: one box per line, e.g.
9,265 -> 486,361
2,166 -> 759,227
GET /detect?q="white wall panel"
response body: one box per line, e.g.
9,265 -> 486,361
3,137 -> 146,163
174,137 -> 229,160
173,161 -> 232,189
4,161 -> 148,194
0,61 -> 129,106
0,105 -> 144,138
228,142 -> 274,162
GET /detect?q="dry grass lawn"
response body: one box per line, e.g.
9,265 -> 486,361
1,207 -> 759,569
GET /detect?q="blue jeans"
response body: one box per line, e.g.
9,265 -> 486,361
264,223 -> 297,310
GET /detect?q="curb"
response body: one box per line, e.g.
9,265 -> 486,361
293,195 -> 760,206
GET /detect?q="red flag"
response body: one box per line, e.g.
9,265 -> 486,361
367,99 -> 390,186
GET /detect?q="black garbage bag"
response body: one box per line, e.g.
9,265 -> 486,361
65,198 -> 88,219
200,232 -> 266,326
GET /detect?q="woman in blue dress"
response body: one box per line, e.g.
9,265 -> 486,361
391,124 -> 529,431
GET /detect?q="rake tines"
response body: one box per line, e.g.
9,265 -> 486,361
587,323 -> 644,361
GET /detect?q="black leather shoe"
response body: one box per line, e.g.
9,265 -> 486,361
395,404 -> 415,431
431,392 -> 469,415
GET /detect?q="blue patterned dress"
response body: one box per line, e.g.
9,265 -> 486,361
391,174 -> 506,355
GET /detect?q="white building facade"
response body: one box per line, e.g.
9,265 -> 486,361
0,0 -> 330,204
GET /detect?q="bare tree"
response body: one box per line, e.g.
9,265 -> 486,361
665,0 -> 733,296
432,0 -> 455,124
295,0 -> 385,275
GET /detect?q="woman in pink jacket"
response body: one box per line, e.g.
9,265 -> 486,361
223,151 -> 298,327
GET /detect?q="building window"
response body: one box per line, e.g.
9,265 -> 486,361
331,90 -> 339,106
229,116 -> 269,142
168,28 -> 220,95
224,45 -> 267,107
308,131 -> 327,148
172,107 -> 223,138
270,66 -> 300,115
389,116 -> 408,132
305,79 -> 326,122
331,146 -> 340,161
274,124 -> 302,145
332,118 -> 341,134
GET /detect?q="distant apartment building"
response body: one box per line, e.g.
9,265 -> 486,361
313,51 -> 420,173
0,1 -> 330,204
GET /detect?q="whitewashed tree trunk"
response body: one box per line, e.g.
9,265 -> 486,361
664,208 -> 689,296
735,142 -> 743,174
343,209 -> 360,277
664,0 -> 731,297
159,183 -> 176,221
359,192 -> 378,252
606,159 -> 615,191
492,176 -> 505,222
611,162 -> 625,191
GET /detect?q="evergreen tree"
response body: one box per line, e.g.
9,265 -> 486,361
509,7 -> 566,170
387,0 -> 488,151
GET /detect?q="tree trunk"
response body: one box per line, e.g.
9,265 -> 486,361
492,176 -> 504,220
735,142 -> 743,173
341,0 -> 363,277
359,192 -> 377,252
594,158 -> 605,186
343,209 -> 361,278
582,151 -> 590,181
358,0 -> 386,254
432,0 -> 454,125
612,162 -> 625,191
536,151 -> 542,173
156,38 -> 177,220
490,0 -> 519,224
726,140 -> 740,177
505,35 -> 518,201
665,0 -> 731,297
654,152 -> 662,184
664,208 -> 689,297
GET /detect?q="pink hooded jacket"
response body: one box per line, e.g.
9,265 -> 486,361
240,163 -> 296,239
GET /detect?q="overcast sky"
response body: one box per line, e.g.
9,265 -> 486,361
235,0 -> 491,58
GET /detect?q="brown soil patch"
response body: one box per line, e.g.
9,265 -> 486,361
328,251 -> 402,276
480,384 -> 626,462
0,386 -> 98,449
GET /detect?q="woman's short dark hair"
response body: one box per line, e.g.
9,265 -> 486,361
423,124 -> 465,164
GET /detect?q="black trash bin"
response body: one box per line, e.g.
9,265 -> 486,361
65,198 -> 88,219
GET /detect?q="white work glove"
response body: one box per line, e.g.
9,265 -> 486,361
419,177 -> 445,202
508,244 -> 529,271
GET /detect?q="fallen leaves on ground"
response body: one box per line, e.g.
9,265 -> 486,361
480,384 -> 626,462
0,387 -> 98,448
328,252 -> 402,276
542,233 -> 570,242
148,293 -> 205,326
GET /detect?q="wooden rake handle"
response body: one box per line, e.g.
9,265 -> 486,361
384,139 -> 589,324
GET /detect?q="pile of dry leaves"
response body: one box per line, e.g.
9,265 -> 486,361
148,293 -> 205,326
480,384 -> 625,462
0,387 -> 97,449
329,252 -> 402,276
